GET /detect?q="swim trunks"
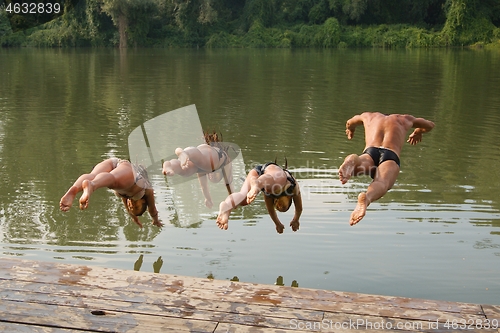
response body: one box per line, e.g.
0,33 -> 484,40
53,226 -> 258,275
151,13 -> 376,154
207,146 -> 229,173
362,147 -> 401,179
111,158 -> 151,201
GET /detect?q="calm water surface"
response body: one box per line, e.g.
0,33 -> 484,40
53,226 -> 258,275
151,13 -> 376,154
1,48 -> 499,305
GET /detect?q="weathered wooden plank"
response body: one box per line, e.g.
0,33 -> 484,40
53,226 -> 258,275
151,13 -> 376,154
1,294 -> 312,331
0,322 -> 82,333
0,258 -> 482,315
1,286 -> 491,333
0,276 -> 484,325
0,299 -> 218,333
0,257 -> 484,322
1,258 -> 498,333
0,281 -> 325,322
483,305 -> 500,320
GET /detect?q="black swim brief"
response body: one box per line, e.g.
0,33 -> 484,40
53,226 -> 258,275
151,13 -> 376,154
362,147 -> 401,168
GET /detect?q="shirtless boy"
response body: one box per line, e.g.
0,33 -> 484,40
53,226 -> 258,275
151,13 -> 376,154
162,132 -> 233,208
60,158 -> 162,228
216,162 -> 302,234
339,112 -> 435,226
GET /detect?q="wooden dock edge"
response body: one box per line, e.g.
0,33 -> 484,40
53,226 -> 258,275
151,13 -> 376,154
0,257 -> 498,332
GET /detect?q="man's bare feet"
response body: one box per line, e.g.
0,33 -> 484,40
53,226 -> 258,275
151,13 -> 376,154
60,186 -> 78,212
339,154 -> 358,184
175,148 -> 190,169
350,192 -> 368,226
79,180 -> 94,210
246,184 -> 260,204
216,201 -> 231,230
162,161 -> 175,176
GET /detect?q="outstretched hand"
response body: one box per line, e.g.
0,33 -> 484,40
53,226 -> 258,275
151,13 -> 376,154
346,128 -> 355,140
130,214 -> 143,228
152,218 -> 163,227
407,129 -> 423,145
290,218 -> 300,232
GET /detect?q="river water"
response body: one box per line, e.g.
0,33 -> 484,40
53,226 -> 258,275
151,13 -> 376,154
0,47 -> 499,305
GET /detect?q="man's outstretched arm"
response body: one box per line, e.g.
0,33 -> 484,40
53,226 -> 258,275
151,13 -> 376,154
345,114 -> 364,140
408,117 -> 435,145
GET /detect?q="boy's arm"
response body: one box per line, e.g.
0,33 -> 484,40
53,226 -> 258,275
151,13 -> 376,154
197,173 -> 213,208
290,186 -> 302,232
145,189 -> 163,227
264,196 -> 285,234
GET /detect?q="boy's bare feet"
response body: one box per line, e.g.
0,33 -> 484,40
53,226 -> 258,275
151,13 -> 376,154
60,186 -> 78,211
246,184 -> 260,204
339,155 -> 358,184
216,201 -> 231,230
175,148 -> 190,169
79,180 -> 94,210
162,161 -> 175,176
350,192 -> 368,225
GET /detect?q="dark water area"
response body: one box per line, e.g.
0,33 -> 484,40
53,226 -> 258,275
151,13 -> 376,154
0,47 -> 499,304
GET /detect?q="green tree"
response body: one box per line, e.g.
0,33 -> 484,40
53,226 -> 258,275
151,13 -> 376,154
0,4 -> 13,36
329,0 -> 368,23
101,0 -> 157,48
441,0 -> 495,45
278,0 -> 315,24
242,0 -> 277,28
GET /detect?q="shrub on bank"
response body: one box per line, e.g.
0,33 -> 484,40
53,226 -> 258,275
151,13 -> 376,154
1,14 -> 498,49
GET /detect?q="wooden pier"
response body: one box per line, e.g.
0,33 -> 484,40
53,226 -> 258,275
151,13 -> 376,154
0,257 -> 498,332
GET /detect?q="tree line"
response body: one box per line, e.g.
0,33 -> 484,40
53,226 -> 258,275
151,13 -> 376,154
1,0 -> 499,48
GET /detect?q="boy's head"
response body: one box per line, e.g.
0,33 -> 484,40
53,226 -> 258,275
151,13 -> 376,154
127,198 -> 148,217
274,196 -> 293,212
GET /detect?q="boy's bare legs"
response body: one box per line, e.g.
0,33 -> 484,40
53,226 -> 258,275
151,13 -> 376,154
216,199 -> 233,230
176,146 -> 214,172
60,159 -> 115,211
217,193 -> 248,230
175,148 -> 190,169
79,173 -> 116,210
349,162 -> 399,225
79,161 -> 135,210
60,177 -> 89,211
163,159 -> 186,176
197,174 -> 213,208
247,174 -> 274,204
217,181 -> 251,230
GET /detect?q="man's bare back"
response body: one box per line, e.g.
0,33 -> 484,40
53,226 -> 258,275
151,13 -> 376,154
341,112 -> 435,225
346,112 -> 419,156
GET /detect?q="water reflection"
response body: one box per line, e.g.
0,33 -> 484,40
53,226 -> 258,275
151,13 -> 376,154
133,254 -> 164,273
